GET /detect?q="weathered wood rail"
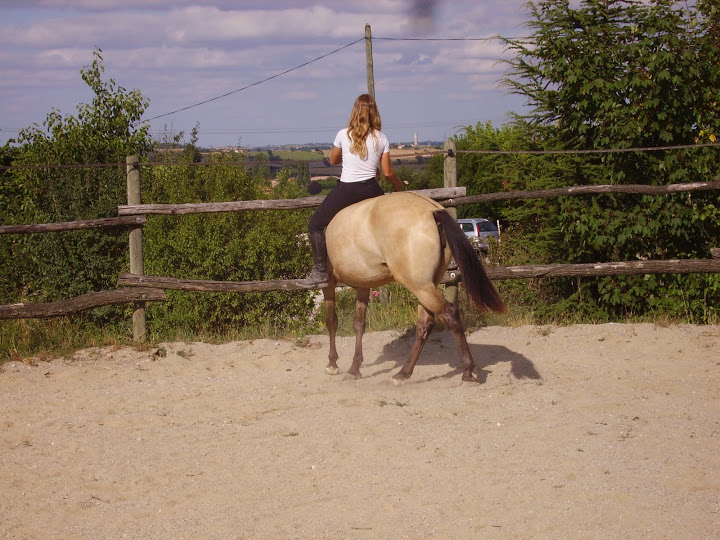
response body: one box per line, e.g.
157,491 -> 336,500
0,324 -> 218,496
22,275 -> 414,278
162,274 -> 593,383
0,216 -> 145,235
478,259 -> 720,280
449,178 -> 720,204
117,187 -> 465,216
478,258 -> 720,281
0,288 -> 165,319
119,258 -> 720,295
117,274 -> 322,292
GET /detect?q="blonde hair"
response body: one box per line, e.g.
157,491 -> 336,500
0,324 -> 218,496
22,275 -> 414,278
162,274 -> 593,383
347,94 -> 382,160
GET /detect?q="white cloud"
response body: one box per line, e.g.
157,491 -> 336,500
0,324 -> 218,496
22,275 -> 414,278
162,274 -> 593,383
164,5 -> 343,43
0,0 -> 534,146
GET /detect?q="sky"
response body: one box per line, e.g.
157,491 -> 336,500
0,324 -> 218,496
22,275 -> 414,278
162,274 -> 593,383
0,0 -> 540,149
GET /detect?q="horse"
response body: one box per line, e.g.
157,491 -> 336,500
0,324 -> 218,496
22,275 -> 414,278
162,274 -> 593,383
320,191 -> 506,383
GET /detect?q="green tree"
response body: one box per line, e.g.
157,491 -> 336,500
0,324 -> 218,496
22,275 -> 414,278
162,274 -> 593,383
502,0 -> 720,321
0,144 -> 22,302
1,49 -> 151,324
452,121 -> 575,315
296,161 -> 311,190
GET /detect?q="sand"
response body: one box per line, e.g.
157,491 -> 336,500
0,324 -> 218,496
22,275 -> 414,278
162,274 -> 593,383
1,323 -> 719,539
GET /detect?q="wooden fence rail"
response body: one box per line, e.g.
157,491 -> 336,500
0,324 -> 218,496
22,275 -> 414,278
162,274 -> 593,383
118,274 -> 324,293
119,258 -> 720,295
0,216 -> 145,235
0,288 -> 165,320
450,177 -> 720,204
479,258 -> 720,281
117,187 -> 465,216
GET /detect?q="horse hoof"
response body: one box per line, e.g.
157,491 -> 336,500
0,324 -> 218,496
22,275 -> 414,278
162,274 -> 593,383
462,374 -> 479,383
346,370 -> 362,380
392,372 -> 410,386
326,366 -> 340,375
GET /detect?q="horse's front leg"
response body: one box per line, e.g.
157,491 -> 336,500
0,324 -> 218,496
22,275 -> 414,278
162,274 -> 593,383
393,304 -> 435,384
347,287 -> 370,379
324,280 -> 340,375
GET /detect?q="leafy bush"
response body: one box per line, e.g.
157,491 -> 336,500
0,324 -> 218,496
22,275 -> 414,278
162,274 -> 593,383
141,150 -> 317,339
494,0 -> 720,322
0,49 -> 149,330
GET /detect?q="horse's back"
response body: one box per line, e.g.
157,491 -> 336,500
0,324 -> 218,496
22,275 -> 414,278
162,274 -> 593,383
326,192 -> 450,288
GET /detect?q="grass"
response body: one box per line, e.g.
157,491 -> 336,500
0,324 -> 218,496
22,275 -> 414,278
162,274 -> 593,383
247,149 -> 324,161
2,281 -> 716,364
0,317 -> 134,364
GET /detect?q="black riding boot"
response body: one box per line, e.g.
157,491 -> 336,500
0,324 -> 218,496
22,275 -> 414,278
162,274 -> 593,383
298,230 -> 329,288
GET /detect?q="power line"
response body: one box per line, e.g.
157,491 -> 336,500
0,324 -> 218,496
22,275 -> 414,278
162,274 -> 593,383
142,38 -> 364,123
376,36 -> 500,41
374,35 -> 528,41
149,127 -> 337,136
457,142 -> 720,155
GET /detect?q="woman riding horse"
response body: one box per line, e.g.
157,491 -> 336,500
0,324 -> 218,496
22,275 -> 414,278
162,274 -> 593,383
298,94 -> 404,288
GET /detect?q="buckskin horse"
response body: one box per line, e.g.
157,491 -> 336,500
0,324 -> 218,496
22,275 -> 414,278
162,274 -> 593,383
320,191 -> 506,383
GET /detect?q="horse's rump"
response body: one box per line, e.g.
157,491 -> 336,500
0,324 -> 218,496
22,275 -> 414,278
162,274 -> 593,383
326,192 -> 450,288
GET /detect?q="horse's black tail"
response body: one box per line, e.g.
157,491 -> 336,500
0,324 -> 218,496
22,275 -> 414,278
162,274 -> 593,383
433,209 -> 506,314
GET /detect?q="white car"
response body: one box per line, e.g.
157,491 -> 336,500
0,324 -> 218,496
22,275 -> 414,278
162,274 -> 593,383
457,218 -> 500,252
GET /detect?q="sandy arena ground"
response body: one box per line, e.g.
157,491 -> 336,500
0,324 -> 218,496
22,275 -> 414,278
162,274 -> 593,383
1,323 -> 719,539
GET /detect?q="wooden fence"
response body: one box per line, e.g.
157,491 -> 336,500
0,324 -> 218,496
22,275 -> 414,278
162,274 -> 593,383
2,148 -> 719,342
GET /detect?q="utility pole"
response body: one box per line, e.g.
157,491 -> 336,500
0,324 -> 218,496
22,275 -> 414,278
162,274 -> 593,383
365,24 -> 375,98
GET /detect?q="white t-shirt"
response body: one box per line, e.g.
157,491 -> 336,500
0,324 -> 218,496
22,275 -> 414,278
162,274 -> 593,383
333,128 -> 390,183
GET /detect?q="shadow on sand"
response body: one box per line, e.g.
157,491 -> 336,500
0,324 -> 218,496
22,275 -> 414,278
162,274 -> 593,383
364,329 -> 541,383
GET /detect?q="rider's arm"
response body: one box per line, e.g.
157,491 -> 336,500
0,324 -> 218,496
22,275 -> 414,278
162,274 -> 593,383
381,152 -> 404,191
330,146 -> 342,165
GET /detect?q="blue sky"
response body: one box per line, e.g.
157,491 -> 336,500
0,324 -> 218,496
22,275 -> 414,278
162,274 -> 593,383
0,0 -> 541,148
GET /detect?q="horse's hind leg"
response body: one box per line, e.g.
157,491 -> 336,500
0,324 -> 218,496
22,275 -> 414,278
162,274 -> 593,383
393,304 -> 435,383
395,283 -> 478,383
347,287 -> 370,379
437,300 -> 478,382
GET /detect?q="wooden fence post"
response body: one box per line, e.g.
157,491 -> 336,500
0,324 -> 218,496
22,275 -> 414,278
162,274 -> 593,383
443,139 -> 459,307
126,156 -> 147,343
